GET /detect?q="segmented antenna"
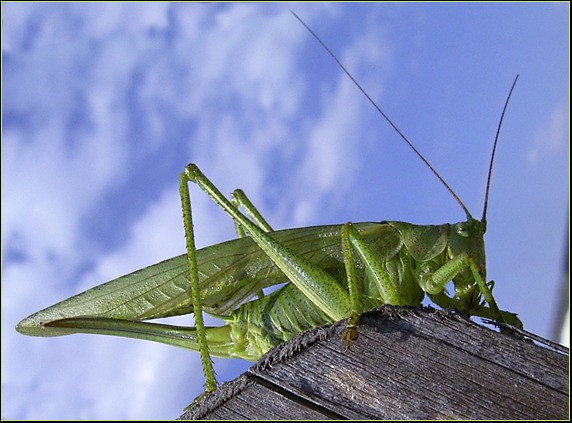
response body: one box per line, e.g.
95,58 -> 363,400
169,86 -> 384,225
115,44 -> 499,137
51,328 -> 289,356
481,75 -> 519,224
291,10 -> 476,219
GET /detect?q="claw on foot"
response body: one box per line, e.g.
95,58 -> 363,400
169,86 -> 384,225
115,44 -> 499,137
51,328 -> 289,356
341,326 -> 359,350
342,311 -> 361,349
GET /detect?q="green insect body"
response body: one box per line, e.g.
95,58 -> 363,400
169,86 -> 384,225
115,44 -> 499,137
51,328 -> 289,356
16,216 -> 520,360
15,11 -> 522,403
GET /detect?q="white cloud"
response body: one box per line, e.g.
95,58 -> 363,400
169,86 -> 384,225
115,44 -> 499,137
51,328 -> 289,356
527,104 -> 567,165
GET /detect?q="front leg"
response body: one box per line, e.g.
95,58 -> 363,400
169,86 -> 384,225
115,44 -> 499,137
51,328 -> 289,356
419,251 -> 506,325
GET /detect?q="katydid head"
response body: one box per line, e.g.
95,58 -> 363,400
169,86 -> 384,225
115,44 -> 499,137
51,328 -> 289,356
449,218 -> 487,270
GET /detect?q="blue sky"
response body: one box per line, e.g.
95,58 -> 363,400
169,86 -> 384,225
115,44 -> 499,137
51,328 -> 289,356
2,2 -> 568,419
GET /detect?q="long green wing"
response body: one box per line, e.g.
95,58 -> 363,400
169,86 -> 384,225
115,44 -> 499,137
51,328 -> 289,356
16,222 -> 400,336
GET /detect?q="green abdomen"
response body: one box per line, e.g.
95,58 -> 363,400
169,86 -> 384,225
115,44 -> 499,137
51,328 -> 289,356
226,283 -> 334,360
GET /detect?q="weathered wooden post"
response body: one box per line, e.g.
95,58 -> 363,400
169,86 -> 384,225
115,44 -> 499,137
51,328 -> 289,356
181,306 -> 568,420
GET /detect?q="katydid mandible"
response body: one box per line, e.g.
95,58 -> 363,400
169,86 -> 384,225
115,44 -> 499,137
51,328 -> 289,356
16,11 -> 522,404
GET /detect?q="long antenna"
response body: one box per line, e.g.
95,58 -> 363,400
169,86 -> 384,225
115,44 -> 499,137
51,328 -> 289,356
291,10 -> 472,219
481,75 -> 519,224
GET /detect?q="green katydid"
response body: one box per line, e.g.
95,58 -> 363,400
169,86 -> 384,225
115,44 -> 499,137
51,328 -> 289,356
15,10 -> 522,405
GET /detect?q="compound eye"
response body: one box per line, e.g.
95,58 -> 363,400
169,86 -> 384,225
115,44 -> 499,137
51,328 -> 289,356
455,223 -> 470,238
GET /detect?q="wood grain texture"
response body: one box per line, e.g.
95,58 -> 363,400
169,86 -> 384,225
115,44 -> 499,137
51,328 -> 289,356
180,306 -> 569,420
